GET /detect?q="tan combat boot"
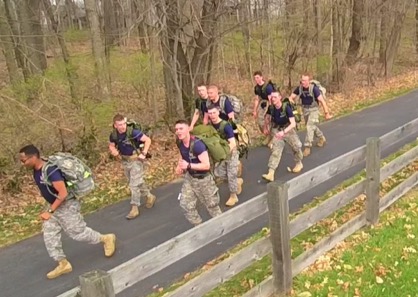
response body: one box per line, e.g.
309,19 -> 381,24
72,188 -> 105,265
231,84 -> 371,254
262,169 -> 275,182
101,234 -> 116,257
237,178 -> 243,195
46,259 -> 72,279
145,194 -> 156,209
126,205 -> 139,220
317,136 -> 326,147
303,147 -> 311,157
292,161 -> 303,173
225,193 -> 239,207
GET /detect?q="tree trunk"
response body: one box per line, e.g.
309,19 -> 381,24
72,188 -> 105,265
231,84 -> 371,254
17,0 -> 47,74
84,0 -> 112,101
0,4 -> 21,84
42,0 -> 78,101
379,0 -> 389,63
103,0 -> 118,57
416,0 -> 418,53
385,1 -> 411,76
346,0 -> 364,66
239,0 -> 251,79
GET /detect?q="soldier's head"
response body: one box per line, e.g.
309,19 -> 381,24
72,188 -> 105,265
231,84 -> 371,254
197,83 -> 208,99
271,91 -> 282,107
175,119 -> 190,141
207,85 -> 220,102
300,73 -> 311,88
19,144 -> 41,169
113,114 -> 127,134
253,71 -> 264,85
207,104 -> 221,123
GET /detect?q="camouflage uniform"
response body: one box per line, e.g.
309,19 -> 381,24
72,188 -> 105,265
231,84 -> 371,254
257,104 -> 268,132
43,199 -> 101,261
179,172 -> 222,225
214,150 -> 240,193
303,106 -> 324,147
268,128 -> 303,171
122,159 -> 151,206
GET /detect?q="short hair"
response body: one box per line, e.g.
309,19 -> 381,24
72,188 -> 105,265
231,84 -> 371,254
253,70 -> 263,77
19,144 -> 40,158
196,82 -> 206,88
113,113 -> 125,123
175,119 -> 189,126
301,72 -> 311,79
207,84 -> 218,91
207,104 -> 219,111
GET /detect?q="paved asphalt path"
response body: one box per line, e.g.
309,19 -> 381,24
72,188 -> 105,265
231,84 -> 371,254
1,91 -> 418,297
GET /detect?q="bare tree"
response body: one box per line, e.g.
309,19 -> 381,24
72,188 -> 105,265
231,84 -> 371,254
346,0 -> 364,66
84,0 -> 112,101
0,4 -> 20,84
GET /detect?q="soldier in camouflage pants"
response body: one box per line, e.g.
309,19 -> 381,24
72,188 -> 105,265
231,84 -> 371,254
109,114 -> 156,220
207,104 -> 243,207
288,73 -> 332,157
262,92 -> 304,182
179,173 -> 222,225
19,144 -> 116,280
175,120 -> 222,226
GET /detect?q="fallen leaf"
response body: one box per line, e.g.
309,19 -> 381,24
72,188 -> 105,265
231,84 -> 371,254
376,276 -> 384,284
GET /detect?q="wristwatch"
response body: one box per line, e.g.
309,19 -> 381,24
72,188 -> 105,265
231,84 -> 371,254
47,208 -> 54,214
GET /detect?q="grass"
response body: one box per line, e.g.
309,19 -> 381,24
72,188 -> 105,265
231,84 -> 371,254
292,188 -> 418,297
143,140 -> 418,297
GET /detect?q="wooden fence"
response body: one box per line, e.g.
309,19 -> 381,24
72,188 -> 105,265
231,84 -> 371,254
59,117 -> 418,297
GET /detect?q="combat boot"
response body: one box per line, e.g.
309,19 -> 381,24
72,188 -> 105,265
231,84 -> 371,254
262,169 -> 275,182
303,147 -> 311,157
145,194 -> 156,208
126,205 -> 139,220
46,259 -> 72,279
292,161 -> 303,173
100,234 -> 116,257
225,193 -> 239,207
317,136 -> 326,147
237,178 -> 243,195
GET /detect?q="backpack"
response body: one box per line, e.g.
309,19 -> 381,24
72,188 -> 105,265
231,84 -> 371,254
299,80 -> 327,103
268,98 -> 302,124
234,123 -> 251,159
262,80 -> 278,93
188,124 -> 231,163
110,119 -> 148,155
212,94 -> 244,123
42,152 -> 94,199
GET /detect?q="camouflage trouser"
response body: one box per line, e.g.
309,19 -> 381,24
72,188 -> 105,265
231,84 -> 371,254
268,128 -> 303,171
214,150 -> 239,193
303,106 -> 324,147
257,103 -> 268,132
122,160 -> 151,206
43,199 -> 101,261
179,173 -> 222,225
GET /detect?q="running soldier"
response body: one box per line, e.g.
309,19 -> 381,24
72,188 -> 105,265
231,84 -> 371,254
19,145 -> 116,279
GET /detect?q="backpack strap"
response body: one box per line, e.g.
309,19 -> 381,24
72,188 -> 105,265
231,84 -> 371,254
219,95 -> 227,113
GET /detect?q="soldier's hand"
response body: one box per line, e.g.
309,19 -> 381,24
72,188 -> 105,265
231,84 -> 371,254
175,166 -> 183,175
179,160 -> 189,170
138,153 -> 146,160
253,111 -> 257,119
40,212 -> 51,221
325,112 -> 333,120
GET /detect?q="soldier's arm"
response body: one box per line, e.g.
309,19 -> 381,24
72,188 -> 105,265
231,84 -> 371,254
190,109 -> 200,130
253,96 -> 259,116
139,134 -> 151,156
193,151 -> 210,171
284,117 -> 297,133
203,112 -> 209,125
317,94 -> 330,115
109,142 -> 119,157
288,93 -> 298,105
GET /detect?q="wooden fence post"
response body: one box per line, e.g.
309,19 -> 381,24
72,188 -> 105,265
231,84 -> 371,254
366,137 -> 381,225
79,270 -> 115,297
267,180 -> 292,296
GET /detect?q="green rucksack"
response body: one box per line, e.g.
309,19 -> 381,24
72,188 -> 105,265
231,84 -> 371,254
189,124 -> 231,163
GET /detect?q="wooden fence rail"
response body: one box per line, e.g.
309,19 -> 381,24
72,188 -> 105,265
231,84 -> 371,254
58,117 -> 418,297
